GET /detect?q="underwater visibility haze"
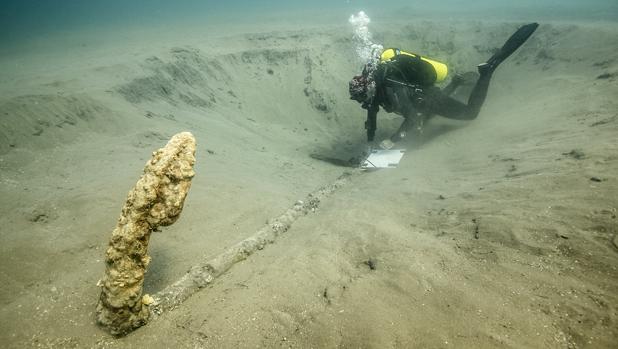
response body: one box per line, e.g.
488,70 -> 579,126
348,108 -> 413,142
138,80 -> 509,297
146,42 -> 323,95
0,0 -> 617,348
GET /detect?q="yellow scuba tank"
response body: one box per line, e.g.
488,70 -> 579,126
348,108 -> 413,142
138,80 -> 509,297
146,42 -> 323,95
380,48 -> 448,83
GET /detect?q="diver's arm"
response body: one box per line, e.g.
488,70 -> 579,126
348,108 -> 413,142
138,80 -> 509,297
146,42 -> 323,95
390,117 -> 411,143
365,103 -> 378,142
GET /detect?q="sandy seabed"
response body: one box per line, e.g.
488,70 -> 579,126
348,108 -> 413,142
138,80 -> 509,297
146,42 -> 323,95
0,11 -> 617,349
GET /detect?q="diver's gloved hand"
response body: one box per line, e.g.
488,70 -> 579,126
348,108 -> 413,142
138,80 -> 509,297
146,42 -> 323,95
451,73 -> 465,86
442,74 -> 465,96
379,139 -> 395,150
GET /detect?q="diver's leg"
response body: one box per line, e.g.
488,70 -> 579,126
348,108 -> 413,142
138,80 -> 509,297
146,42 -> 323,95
426,58 -> 493,120
426,23 -> 539,121
464,70 -> 492,118
424,86 -> 476,121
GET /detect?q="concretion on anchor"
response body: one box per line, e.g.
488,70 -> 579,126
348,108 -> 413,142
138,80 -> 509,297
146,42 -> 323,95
96,132 -> 196,336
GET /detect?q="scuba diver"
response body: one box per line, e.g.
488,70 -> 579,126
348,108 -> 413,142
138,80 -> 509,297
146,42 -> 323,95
349,23 -> 539,150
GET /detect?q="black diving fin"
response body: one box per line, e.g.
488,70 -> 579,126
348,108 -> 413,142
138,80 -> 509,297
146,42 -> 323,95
479,22 -> 539,75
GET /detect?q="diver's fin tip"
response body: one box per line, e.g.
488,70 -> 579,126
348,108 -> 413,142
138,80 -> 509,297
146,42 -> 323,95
484,22 -> 540,72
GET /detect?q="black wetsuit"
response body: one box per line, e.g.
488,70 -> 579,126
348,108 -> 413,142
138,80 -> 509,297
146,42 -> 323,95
362,22 -> 540,143
364,54 -> 492,142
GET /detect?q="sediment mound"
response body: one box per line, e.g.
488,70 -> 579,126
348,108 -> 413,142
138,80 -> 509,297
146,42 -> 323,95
0,94 -> 122,155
